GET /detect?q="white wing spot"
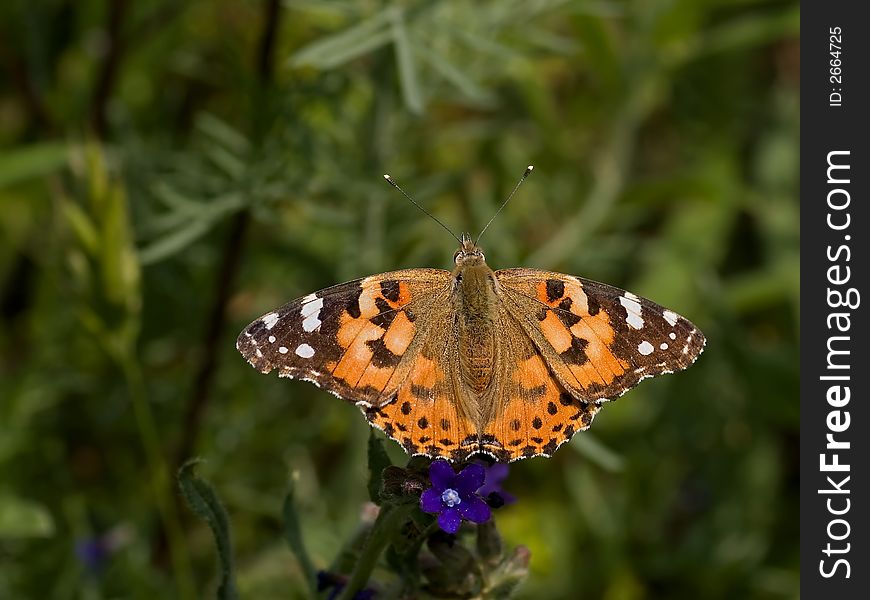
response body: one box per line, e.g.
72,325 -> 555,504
255,348 -> 263,358
295,343 -> 315,358
660,342 -> 669,350
262,313 -> 280,330
669,332 -> 676,340
619,295 -> 644,329
663,310 -> 679,326
302,292 -> 318,304
638,341 -> 654,355
268,335 -> 276,343
625,291 -> 640,301
301,297 -> 324,332
278,346 -> 289,354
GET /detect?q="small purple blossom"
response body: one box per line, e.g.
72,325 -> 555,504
420,460 -> 491,534
75,537 -> 109,574
478,462 -> 516,507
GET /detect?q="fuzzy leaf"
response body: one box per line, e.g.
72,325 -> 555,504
178,460 -> 238,600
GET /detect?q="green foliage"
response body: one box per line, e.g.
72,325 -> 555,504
178,461 -> 238,600
0,0 -> 798,597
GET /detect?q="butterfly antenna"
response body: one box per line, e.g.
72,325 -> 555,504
475,165 -> 534,245
383,174 -> 463,245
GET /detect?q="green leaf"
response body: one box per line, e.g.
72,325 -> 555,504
390,8 -> 423,114
571,433 -> 624,473
0,493 -> 54,539
178,460 -> 238,600
367,430 -> 393,504
417,46 -> 493,104
290,9 -> 393,68
282,474 -> 317,594
138,219 -> 212,266
0,142 -> 68,188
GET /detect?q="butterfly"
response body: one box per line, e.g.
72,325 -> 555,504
237,168 -> 705,462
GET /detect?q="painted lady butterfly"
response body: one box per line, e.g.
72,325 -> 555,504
237,168 -> 705,462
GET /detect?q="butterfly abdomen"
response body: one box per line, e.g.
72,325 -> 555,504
455,263 -> 500,397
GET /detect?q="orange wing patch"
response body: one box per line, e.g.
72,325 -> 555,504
330,277 -> 417,397
481,342 -> 599,461
506,272 -> 630,393
365,352 -> 476,460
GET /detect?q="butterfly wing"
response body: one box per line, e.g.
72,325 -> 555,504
496,268 -> 705,403
238,268 -> 480,460
478,302 -> 602,461
237,269 -> 452,407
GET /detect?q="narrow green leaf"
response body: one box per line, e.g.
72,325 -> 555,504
178,460 -> 238,600
61,201 -> 100,256
571,433 -> 624,473
367,430 -> 393,504
417,46 -> 493,104
390,9 -> 423,114
282,475 -> 317,594
138,219 -> 212,266
0,493 -> 54,538
196,114 -> 251,154
0,142 -> 68,188
290,9 -> 392,67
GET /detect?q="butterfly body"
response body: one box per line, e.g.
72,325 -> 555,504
238,234 -> 705,462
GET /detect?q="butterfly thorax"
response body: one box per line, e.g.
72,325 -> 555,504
453,241 -> 500,403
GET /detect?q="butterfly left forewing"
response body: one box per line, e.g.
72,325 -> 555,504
496,268 -> 705,403
236,269 -> 452,407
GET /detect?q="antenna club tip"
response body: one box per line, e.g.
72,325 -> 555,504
527,165 -> 534,170
383,174 -> 391,180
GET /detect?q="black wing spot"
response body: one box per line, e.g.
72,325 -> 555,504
543,439 -> 558,455
559,392 -> 574,406
563,425 -> 575,439
440,418 -> 451,430
366,337 -> 400,368
400,401 -> 412,415
411,384 -> 432,399
547,401 -> 558,415
552,423 -> 563,432
532,416 -> 543,429
560,336 -> 589,365
525,384 -> 547,398
370,297 -> 398,329
510,419 -> 521,432
380,280 -> 401,302
546,279 -> 565,302
417,417 -> 429,430
586,294 -> 600,316
346,290 -> 362,318
555,309 -> 582,328
531,436 -> 543,444
558,297 -> 573,311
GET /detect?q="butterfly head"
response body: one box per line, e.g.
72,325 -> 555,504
454,233 -> 486,267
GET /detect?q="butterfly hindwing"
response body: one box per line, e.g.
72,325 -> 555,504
478,304 -> 601,461
496,268 -> 705,403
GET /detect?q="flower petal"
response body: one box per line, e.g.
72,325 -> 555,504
487,462 -> 510,483
429,459 -> 455,490
457,495 -> 491,524
454,463 -> 486,496
438,507 -> 462,534
420,488 -> 443,514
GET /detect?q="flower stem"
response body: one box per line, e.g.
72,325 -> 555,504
335,504 -> 411,600
121,356 -> 196,599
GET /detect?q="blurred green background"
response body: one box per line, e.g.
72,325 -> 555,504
0,0 -> 799,598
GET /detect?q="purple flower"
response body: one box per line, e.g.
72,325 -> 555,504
75,537 -> 109,574
420,460 -> 491,534
477,462 -> 516,507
